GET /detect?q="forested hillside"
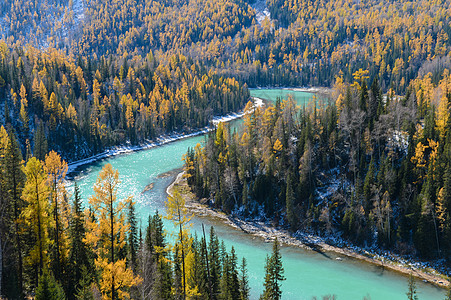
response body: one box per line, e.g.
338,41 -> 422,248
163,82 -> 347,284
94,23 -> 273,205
185,69 -> 451,261
0,45 -> 248,161
2,0 -> 451,91
0,0 -> 450,159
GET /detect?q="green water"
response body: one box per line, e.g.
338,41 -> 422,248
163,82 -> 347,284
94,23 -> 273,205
250,88 -> 319,107
70,90 -> 445,299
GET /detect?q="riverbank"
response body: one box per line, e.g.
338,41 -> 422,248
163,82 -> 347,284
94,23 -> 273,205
167,170 -> 450,289
67,102 -> 264,174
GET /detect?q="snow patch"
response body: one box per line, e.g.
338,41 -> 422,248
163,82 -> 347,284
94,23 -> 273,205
250,0 -> 271,24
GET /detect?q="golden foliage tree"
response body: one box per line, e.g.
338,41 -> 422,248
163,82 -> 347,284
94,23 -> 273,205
21,157 -> 50,275
85,163 -> 141,300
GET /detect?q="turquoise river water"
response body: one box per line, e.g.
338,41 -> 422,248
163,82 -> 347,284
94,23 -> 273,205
71,89 -> 445,300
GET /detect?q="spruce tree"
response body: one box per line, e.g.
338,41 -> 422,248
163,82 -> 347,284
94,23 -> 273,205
262,238 -> 285,300
209,227 -> 221,299
3,129 -> 25,298
286,172 -> 297,229
239,258 -> 250,300
127,199 -> 138,271
35,271 -> 66,300
406,274 -> 418,300
33,122 -> 48,161
68,182 -> 92,299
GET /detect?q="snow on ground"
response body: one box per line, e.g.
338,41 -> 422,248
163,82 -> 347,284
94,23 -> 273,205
72,0 -> 85,24
253,97 -> 264,107
250,0 -> 271,24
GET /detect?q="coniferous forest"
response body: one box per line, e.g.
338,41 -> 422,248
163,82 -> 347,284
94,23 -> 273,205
1,0 -> 451,298
185,70 -> 451,261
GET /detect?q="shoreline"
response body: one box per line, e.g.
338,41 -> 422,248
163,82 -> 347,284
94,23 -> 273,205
67,86 -> 327,175
68,112 -> 254,175
68,97 -> 266,175
167,171 -> 450,289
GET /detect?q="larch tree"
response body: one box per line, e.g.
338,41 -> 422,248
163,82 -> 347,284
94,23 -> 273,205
21,157 -> 50,280
165,189 -> 193,300
85,163 -> 141,300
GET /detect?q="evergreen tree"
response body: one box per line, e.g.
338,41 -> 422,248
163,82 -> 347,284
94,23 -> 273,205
3,128 -> 25,298
33,122 -> 47,161
74,267 -> 95,300
239,258 -> 250,300
209,227 -> 221,299
406,274 -> 418,300
68,182 -> 92,299
151,212 -> 172,299
286,172 -> 297,229
35,271 -> 66,300
262,238 -> 285,300
127,199 -> 138,271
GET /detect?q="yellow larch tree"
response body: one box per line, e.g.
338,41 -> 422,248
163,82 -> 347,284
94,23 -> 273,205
85,164 -> 141,300
166,189 -> 193,300
21,157 -> 51,276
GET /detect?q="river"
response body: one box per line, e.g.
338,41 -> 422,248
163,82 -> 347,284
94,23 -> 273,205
71,89 -> 445,300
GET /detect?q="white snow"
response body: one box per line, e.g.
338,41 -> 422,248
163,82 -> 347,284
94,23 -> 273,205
251,0 -> 271,24
72,0 -> 85,24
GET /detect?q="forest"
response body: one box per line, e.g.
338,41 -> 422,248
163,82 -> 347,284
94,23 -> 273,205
0,45 -> 249,161
0,133 -> 289,299
1,0 -> 451,298
185,69 -> 451,261
1,0 -> 451,160
2,0 -> 451,91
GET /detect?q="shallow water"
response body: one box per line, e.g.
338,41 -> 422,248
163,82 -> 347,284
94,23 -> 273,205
71,91 -> 445,300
